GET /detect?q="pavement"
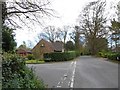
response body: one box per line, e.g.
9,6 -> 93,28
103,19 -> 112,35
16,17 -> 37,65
27,56 -> 118,88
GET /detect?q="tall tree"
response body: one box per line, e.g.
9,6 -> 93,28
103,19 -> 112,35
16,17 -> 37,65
65,41 -> 75,51
110,20 -> 120,52
58,26 -> 69,51
2,25 -> 17,52
0,3 -> 2,53
78,0 -> 108,55
109,1 -> 120,52
70,26 -> 81,51
18,41 -> 27,49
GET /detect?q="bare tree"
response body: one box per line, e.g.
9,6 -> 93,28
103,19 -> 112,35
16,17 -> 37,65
57,26 -> 70,51
38,26 -> 61,43
2,0 -> 55,29
27,40 -> 34,49
117,1 -> 120,22
78,0 -> 108,55
69,26 -> 81,51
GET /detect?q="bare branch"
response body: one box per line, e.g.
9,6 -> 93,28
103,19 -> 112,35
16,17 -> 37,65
3,0 -> 55,29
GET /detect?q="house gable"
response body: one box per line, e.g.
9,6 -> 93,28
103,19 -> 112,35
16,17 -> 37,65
32,39 -> 64,59
32,39 -> 54,59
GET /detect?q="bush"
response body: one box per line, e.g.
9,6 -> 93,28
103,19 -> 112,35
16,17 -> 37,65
2,53 -> 45,88
27,54 -> 35,60
75,51 -> 81,57
98,51 -> 120,60
44,51 -> 77,62
107,53 -> 120,60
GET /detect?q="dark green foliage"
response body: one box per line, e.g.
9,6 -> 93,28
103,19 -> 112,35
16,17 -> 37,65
98,51 -> 120,60
75,51 -> 81,57
27,54 -> 35,60
2,53 -> 45,89
2,26 -> 17,52
107,53 -> 120,60
65,41 -> 75,51
44,51 -> 78,62
110,20 -> 120,52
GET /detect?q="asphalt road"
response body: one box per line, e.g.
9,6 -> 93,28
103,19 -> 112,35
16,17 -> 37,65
27,56 -> 118,88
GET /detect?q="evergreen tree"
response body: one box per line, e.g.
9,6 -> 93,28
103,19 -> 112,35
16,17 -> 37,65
2,26 -> 17,52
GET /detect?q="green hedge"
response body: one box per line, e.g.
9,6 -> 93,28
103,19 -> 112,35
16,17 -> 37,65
44,51 -> 77,62
27,54 -> 35,60
2,53 -> 45,88
107,53 -> 120,60
98,52 -> 120,60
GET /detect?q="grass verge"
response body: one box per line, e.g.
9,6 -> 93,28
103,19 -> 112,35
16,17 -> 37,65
26,60 -> 45,64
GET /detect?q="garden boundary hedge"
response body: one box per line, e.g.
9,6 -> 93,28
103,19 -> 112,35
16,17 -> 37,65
98,52 -> 120,60
44,51 -> 80,62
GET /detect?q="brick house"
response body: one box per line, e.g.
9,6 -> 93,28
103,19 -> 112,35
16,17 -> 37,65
16,48 -> 32,56
32,39 -> 64,59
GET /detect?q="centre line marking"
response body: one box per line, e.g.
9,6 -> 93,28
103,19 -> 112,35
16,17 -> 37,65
57,85 -> 61,88
58,82 -> 60,85
70,61 -> 76,88
68,81 -> 70,86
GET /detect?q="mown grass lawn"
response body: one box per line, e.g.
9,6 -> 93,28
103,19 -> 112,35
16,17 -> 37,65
25,60 -> 45,64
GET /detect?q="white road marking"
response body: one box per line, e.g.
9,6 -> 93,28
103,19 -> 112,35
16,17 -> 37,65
70,61 -> 74,66
70,81 -> 74,88
57,61 -> 77,88
64,74 -> 67,77
57,81 -> 62,88
63,77 -> 67,80
58,82 -> 60,85
68,81 -> 70,86
70,61 -> 76,88
57,85 -> 61,88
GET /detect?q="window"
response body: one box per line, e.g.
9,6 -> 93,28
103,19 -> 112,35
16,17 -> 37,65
41,43 -> 45,47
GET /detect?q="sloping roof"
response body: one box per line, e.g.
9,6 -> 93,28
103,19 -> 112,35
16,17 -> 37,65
52,41 -> 63,51
32,39 -> 63,52
16,47 -> 32,54
32,39 -> 54,51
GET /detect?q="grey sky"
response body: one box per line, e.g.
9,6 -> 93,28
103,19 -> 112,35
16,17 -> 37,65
14,0 -> 119,48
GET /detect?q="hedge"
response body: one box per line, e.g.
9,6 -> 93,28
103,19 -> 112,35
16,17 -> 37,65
44,51 -> 77,62
98,52 -> 120,60
2,53 -> 45,88
107,53 -> 120,60
27,54 -> 35,60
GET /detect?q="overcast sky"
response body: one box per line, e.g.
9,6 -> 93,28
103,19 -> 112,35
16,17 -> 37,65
14,0 -> 120,48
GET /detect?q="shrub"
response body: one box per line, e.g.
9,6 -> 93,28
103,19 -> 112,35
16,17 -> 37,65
75,51 -> 81,57
107,53 -> 120,60
2,53 -> 45,88
27,54 -> 35,60
98,51 -> 120,60
44,51 -> 77,62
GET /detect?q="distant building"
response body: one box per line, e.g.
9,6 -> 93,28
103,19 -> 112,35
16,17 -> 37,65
16,47 -> 32,56
32,39 -> 64,59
